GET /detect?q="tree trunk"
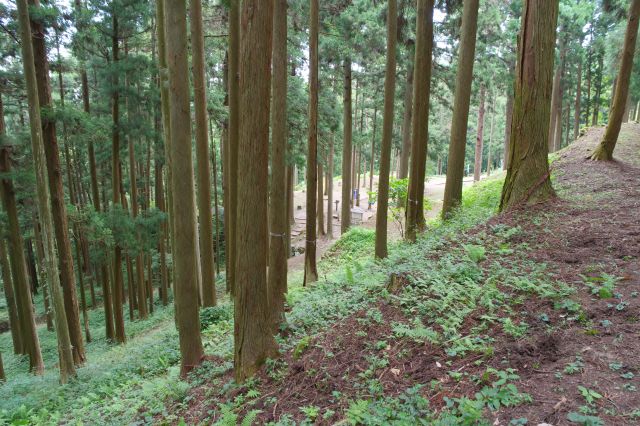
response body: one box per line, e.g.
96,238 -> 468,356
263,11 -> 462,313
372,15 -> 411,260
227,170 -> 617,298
503,63 -> 515,170
374,0 -> 398,259
128,133 -> 148,320
166,0 -> 204,376
190,0 -> 216,307
29,0 -> 85,363
327,138 -> 334,238
500,0 -> 557,210
234,0 -> 278,383
369,106 -> 377,192
553,79 -> 564,152
592,53 -> 603,125
110,15 -> 126,344
398,65 -> 413,179
406,0 -> 434,242
227,0 -> 240,297
287,164 -> 295,255
341,59 -> 353,233
304,0 -> 319,285
487,94 -> 496,175
0,148 -> 44,375
473,86 -> 486,182
0,238 -> 22,354
317,162 -> 325,236
591,0 -> 640,160
442,0 -> 479,216
33,221 -> 54,331
268,0 -> 288,332
574,59 -> 582,140
549,37 -> 567,152
210,120 -> 221,275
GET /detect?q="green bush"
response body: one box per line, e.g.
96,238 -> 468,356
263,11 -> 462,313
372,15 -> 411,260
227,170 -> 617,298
200,305 -> 233,330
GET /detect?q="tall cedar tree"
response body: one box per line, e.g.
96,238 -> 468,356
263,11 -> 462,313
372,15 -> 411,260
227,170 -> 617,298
442,0 -> 480,217
268,0 -> 288,331
549,37 -> 567,152
165,0 -> 205,376
18,0 -> 76,381
473,86 -> 486,182
191,0 -> 216,307
111,12 -> 126,344
156,0 -> 172,306
405,0 -> 434,242
500,0 -> 558,210
398,64 -> 413,179
374,0 -> 398,259
29,0 -> 85,364
227,0 -> 240,296
304,0 -> 319,285
590,0 -> 640,160
340,59 -> 353,233
234,0 -> 278,383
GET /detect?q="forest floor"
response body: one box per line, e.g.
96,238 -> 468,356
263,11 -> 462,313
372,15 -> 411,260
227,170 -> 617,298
175,124 -> 640,425
0,124 -> 638,425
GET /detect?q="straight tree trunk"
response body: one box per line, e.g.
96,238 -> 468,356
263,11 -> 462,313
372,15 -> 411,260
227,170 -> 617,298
227,0 -> 240,297
406,0 -> 434,242
503,63 -> 515,170
374,0 -> 398,259
327,138 -> 334,238
553,79 -> 564,152
442,0 -> 479,216
500,0 -> 557,210
29,0 -> 85,363
341,59 -> 353,233
210,120 -> 221,275
592,53 -> 603,125
591,0 -> 640,160
165,0 -> 205,376
549,37 -> 567,152
0,148 -> 44,374
473,86 -> 486,182
398,65 -> 413,179
574,59 -> 582,139
33,221 -> 53,331
234,0 -> 278,383
191,0 -> 216,307
111,14 -> 126,344
156,0 -> 174,297
487,94 -> 496,175
268,0 -> 288,332
0,238 -> 22,354
304,0 -> 319,285
317,162 -> 325,236
369,106 -> 377,192
287,164 -> 295,255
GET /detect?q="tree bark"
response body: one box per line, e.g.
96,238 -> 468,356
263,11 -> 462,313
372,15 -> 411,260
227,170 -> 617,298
549,37 -> 567,152
29,0 -> 85,363
504,63 -> 515,170
442,0 -> 479,216
574,59 -> 582,140
374,0 -> 398,259
0,148 -> 44,375
591,0 -> 640,160
592,52 -> 603,125
0,237 -> 22,354
473,86 -> 486,182
341,59 -> 353,233
304,0 -> 319,285
398,65 -> 413,179
317,162 -> 325,236
111,13 -> 126,344
406,0 -> 434,242
227,0 -> 240,296
166,0 -> 205,376
268,0 -> 288,332
500,0 -> 557,210
369,106 -> 377,192
327,138 -> 334,238
234,0 -> 278,383
190,0 -> 216,307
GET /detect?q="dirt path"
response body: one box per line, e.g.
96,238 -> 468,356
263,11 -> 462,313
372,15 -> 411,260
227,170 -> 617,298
288,173 -> 477,271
